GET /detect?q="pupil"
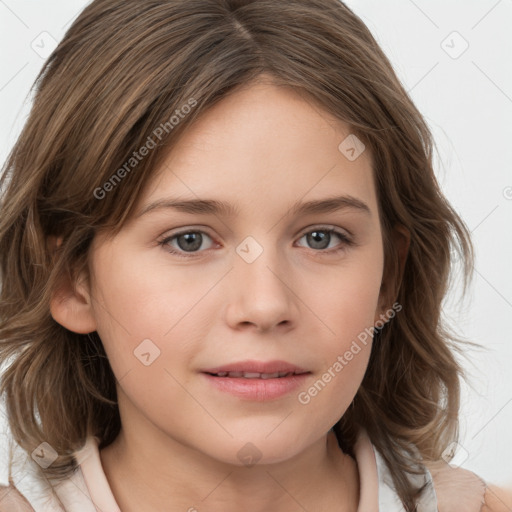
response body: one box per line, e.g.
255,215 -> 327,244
307,230 -> 329,250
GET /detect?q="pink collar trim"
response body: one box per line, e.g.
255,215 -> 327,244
73,438 -> 121,512
353,428 -> 379,510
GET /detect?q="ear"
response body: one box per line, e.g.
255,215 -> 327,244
48,236 -> 97,334
374,223 -> 410,323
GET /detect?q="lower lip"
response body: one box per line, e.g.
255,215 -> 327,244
201,372 -> 310,401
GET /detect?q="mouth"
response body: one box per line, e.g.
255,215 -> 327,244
201,359 -> 309,376
200,360 -> 311,401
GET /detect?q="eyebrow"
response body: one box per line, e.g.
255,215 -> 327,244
136,194 -> 372,219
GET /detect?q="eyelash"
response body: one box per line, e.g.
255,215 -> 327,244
157,226 -> 355,259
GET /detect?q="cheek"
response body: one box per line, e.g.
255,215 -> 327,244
296,249 -> 382,409
295,307 -> 374,431
91,242 -> 214,331
306,248 -> 383,343
88,251 -> 214,383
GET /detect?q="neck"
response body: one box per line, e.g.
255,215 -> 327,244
100,423 -> 359,512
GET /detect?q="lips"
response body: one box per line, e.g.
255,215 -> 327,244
200,360 -> 311,400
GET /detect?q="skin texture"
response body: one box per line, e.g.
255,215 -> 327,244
50,78 -> 410,512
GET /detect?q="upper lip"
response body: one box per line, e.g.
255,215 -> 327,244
201,360 -> 309,375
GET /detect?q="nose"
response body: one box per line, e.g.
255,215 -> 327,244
224,241 -> 299,333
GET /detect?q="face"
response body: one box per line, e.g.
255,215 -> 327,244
76,78 -> 388,465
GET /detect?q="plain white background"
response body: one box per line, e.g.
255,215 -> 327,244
0,0 -> 511,486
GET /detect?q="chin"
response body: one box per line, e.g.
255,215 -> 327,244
212,435 -> 308,468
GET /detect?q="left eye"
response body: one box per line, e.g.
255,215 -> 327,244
159,227 -> 352,258
296,228 -> 351,251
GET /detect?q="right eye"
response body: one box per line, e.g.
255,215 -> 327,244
158,230 -> 216,258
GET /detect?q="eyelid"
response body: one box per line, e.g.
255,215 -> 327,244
157,225 -> 216,242
296,223 -> 353,240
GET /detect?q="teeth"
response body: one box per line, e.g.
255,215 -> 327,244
242,372 -> 263,379
213,371 -> 297,378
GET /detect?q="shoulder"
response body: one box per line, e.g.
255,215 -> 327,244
0,405 -> 65,511
425,460 -> 512,512
482,484 -> 512,512
0,483 -> 36,511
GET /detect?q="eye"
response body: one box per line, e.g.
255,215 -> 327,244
158,230 -> 215,257
296,227 -> 353,253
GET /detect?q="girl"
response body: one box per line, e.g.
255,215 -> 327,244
0,0 -> 510,510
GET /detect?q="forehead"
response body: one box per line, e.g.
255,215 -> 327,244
134,81 -> 377,222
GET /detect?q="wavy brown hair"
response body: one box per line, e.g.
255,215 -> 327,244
0,0 -> 475,509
